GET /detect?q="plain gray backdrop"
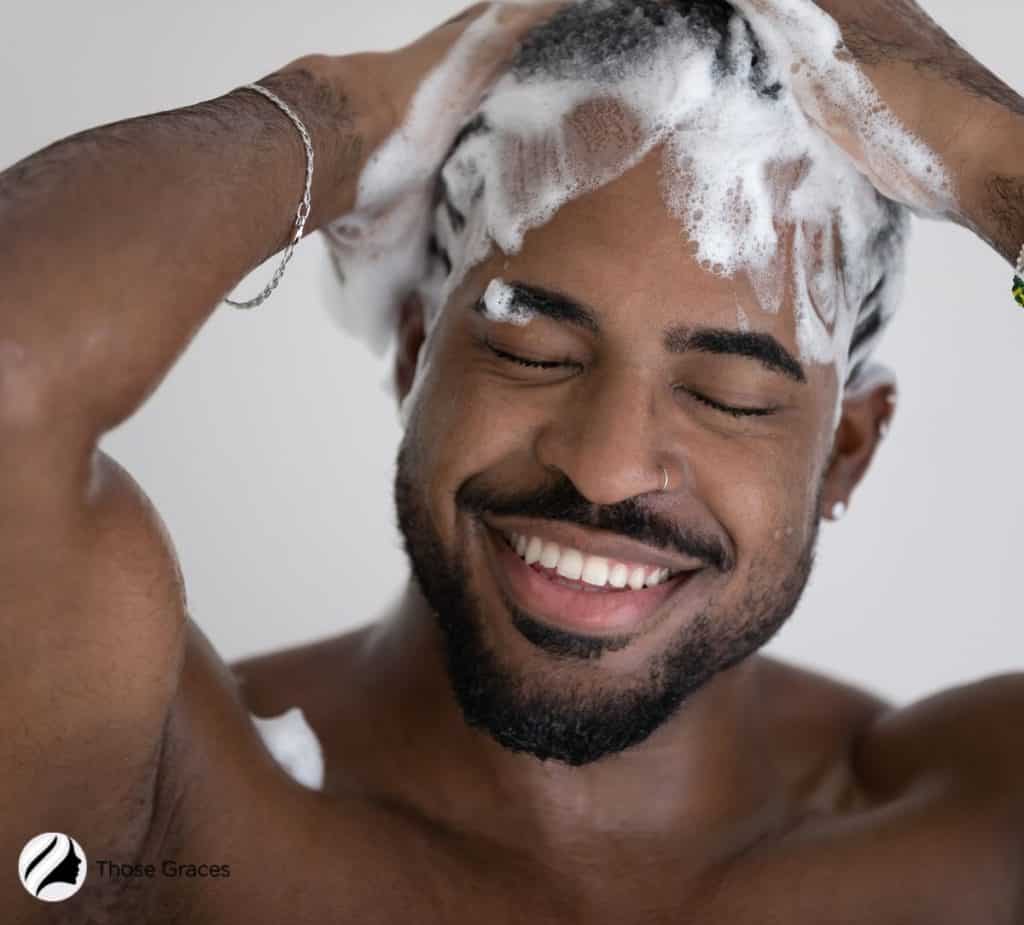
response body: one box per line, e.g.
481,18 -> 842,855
3,0 -> 1022,703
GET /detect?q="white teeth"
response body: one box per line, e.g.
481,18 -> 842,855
555,548 -> 584,581
539,541 -> 560,569
507,532 -> 680,591
581,556 -> 610,587
645,569 -> 665,588
608,563 -> 630,589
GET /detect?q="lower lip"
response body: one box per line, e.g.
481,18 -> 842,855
484,526 -> 699,636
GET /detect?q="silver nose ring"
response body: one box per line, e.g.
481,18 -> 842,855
660,465 -> 670,492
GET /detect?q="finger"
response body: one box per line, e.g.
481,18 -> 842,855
434,3 -> 492,34
437,2 -> 566,93
431,1 -> 562,44
730,0 -> 816,27
490,1 -> 567,43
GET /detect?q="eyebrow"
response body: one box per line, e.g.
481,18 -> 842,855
473,281 -> 600,334
473,281 -> 807,384
663,326 -> 807,384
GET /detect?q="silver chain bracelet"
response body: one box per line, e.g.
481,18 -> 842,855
225,83 -> 315,309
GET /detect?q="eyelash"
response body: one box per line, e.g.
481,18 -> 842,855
484,340 -> 579,371
678,389 -> 777,419
485,340 -> 777,419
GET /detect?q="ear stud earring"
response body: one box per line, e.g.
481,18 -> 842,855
830,501 -> 847,521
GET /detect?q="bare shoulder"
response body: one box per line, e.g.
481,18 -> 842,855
751,656 -> 892,809
756,656 -> 893,758
229,625 -> 376,719
856,671 -> 1024,802
853,672 -> 1024,919
752,661 -> 1024,923
757,658 -> 1024,798
757,654 -> 893,718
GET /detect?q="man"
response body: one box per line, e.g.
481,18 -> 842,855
2,1 -> 1022,923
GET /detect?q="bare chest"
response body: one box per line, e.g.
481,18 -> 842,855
146,788 -> 1007,925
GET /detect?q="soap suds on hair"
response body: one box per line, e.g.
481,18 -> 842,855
320,5 -> 510,356
730,0 -> 954,216
323,0 -> 949,429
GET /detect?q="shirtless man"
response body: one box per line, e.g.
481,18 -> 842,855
3,1 -> 1022,922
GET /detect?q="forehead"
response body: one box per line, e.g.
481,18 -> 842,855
458,147 -> 817,366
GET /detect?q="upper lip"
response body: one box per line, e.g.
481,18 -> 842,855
483,516 -> 707,574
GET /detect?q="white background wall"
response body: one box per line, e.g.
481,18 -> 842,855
3,1 -> 1022,704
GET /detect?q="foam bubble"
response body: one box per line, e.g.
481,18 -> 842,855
481,278 -> 536,325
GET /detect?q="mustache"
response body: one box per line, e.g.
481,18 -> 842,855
456,472 -> 733,573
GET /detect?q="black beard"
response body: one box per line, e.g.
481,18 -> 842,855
394,440 -> 821,767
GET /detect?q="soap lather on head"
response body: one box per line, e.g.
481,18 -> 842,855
325,0 -> 919,415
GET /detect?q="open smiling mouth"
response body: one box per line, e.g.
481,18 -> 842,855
484,524 -> 703,636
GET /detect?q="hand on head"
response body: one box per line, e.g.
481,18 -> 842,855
729,0 -> 996,222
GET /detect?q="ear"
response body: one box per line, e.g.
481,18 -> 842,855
394,294 -> 427,406
820,365 -> 898,521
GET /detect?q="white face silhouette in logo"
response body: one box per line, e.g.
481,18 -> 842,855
18,833 -> 87,902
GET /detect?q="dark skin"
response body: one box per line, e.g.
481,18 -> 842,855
1,2 -> 1022,923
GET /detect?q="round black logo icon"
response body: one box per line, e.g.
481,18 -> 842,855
18,833 -> 87,902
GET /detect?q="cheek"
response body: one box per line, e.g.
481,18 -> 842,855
421,366 -> 521,465
698,435 -> 820,563
760,455 -> 822,556
408,345 -> 535,531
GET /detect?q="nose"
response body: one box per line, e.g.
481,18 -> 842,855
533,368 -> 689,505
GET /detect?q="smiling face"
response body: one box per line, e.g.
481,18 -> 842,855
393,149 -> 887,766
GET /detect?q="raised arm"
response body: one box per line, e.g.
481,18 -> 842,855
0,4 -> 553,915
0,53 -> 382,918
0,60 -> 379,444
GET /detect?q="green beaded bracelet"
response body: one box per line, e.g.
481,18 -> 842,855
1016,243 -> 1024,308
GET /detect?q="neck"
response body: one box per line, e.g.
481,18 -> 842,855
361,578 -> 796,872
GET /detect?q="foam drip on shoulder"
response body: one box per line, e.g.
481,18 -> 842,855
251,707 -> 325,791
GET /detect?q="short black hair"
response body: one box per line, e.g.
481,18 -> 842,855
512,0 -> 778,98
